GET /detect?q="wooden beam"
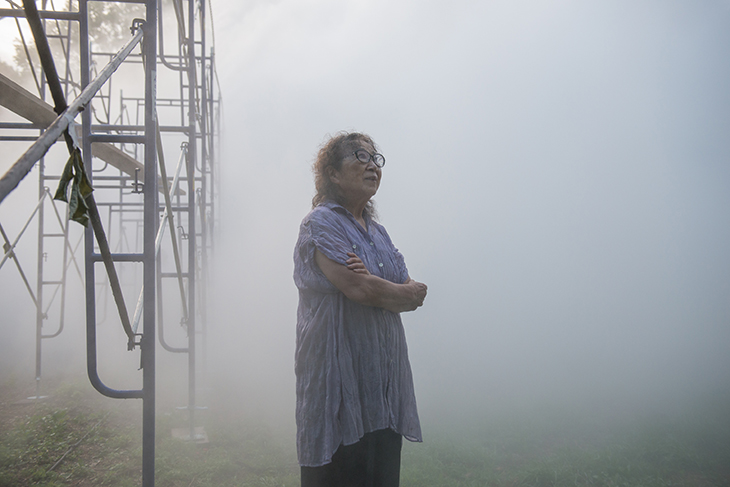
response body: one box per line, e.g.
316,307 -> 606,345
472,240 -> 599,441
0,71 -> 183,194
0,71 -> 57,126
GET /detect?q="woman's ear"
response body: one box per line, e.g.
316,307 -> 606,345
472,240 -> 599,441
326,166 -> 340,185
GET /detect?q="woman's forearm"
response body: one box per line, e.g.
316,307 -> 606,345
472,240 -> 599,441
346,274 -> 427,313
315,249 -> 427,313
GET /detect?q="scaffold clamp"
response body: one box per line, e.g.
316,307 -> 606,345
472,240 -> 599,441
130,18 -> 145,36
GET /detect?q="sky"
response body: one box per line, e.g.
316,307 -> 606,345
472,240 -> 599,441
1,0 -> 730,433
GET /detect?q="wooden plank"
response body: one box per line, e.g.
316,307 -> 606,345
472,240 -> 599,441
0,72 -> 183,194
0,72 -> 57,126
90,140 -> 144,178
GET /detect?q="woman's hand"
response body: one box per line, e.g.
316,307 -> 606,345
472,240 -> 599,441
403,278 -> 428,310
346,252 -> 370,275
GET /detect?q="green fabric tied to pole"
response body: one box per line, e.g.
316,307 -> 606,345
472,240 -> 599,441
54,148 -> 93,226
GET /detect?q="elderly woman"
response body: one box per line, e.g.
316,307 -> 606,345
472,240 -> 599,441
293,132 -> 428,487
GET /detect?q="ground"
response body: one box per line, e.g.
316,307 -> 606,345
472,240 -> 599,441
1,376 -> 730,487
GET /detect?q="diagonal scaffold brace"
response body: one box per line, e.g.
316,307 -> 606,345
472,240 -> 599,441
15,0 -> 138,350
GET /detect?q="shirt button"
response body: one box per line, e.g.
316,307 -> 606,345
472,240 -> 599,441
352,244 -> 357,249
369,242 -> 374,246
378,263 -> 384,268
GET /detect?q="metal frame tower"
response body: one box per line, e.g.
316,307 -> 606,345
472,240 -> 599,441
0,0 -> 221,485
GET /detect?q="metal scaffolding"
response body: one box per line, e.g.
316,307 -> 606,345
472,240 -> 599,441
0,0 -> 221,485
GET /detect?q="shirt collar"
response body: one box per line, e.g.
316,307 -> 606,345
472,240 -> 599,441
321,200 -> 372,227
321,199 -> 344,212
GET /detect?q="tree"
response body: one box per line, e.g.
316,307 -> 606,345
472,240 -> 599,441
1,0 -> 144,96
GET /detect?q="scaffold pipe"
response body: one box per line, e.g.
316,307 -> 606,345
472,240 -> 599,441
156,129 -> 189,324
157,0 -> 188,72
0,191 -> 48,270
0,25 -> 144,204
131,142 -> 188,336
16,2 -> 145,350
0,222 -> 39,308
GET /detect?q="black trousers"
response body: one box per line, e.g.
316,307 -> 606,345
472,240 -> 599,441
300,428 -> 403,487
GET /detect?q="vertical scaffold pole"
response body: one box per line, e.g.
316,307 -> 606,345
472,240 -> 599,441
186,0 -> 197,442
34,157 -> 45,399
199,0 -> 208,378
142,0 -> 158,484
33,0 -> 48,401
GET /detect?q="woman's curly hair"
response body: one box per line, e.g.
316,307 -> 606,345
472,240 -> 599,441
311,131 -> 379,220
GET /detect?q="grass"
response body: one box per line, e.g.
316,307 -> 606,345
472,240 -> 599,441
153,413 -> 299,487
401,406 -> 730,487
0,380 -> 140,487
1,378 -> 729,486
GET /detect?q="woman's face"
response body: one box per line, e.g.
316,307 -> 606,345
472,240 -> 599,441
330,140 -> 382,205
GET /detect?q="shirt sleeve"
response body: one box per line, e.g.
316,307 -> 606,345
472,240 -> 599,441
392,246 -> 410,284
376,223 -> 410,284
293,208 -> 352,294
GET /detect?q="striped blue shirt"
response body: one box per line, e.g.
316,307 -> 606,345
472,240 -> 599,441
293,200 -> 422,467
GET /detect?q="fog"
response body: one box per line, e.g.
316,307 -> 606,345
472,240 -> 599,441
208,0 -> 730,428
2,0 -> 730,451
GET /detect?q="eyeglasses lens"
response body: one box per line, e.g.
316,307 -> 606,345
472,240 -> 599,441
354,149 -> 385,167
354,150 -> 370,164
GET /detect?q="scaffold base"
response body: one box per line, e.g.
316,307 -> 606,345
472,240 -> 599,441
171,426 -> 209,444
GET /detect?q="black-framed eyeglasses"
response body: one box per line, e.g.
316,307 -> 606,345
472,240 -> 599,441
352,149 -> 386,168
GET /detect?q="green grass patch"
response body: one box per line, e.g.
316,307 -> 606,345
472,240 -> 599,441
0,382 -> 137,486
402,407 -> 730,487
1,378 -> 729,486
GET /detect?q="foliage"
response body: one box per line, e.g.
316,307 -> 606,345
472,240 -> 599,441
87,1 -> 146,53
2,1 -> 144,92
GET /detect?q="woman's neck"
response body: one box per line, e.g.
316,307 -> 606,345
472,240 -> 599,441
341,198 -> 368,230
